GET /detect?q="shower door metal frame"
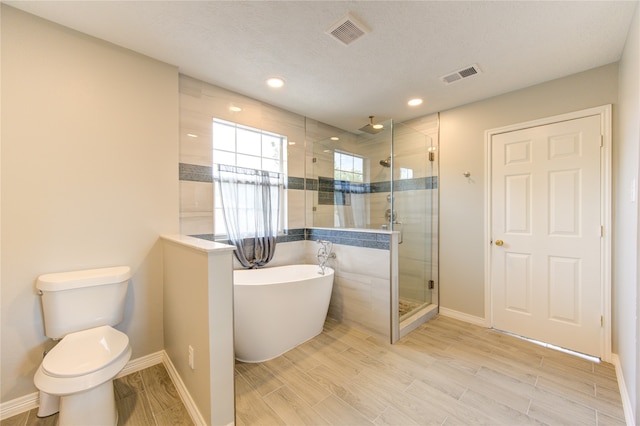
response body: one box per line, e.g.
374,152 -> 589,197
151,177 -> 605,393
390,120 -> 399,343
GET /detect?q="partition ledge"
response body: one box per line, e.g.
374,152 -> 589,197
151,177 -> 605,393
161,234 -> 235,253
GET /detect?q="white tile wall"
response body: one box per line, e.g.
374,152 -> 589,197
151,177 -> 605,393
304,239 -> 393,341
286,189 -> 305,229
179,75 -> 308,234
180,180 -> 214,235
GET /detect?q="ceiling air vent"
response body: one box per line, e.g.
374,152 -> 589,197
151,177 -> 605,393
441,64 -> 482,85
326,13 -> 369,45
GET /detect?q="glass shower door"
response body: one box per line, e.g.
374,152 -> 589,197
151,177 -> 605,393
391,122 -> 436,323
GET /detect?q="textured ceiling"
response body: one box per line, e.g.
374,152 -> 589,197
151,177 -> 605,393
6,1 -> 637,132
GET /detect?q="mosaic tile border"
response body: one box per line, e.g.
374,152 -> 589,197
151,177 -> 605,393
191,227 -> 390,250
192,228 -> 305,246
287,176 -> 305,190
179,163 -> 305,189
178,163 -> 437,193
306,228 -> 390,250
307,176 -> 437,193
179,163 -> 213,183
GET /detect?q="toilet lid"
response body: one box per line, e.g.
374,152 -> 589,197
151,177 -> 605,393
42,326 -> 130,378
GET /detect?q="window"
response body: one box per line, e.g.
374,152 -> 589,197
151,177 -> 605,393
400,167 -> 413,179
213,119 -> 287,236
334,151 -> 363,182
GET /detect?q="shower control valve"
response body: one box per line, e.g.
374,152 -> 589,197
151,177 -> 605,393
316,240 -> 336,275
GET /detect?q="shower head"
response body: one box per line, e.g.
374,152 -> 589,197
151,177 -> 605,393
380,157 -> 391,168
359,116 -> 384,134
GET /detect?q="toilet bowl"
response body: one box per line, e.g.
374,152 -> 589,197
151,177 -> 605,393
34,266 -> 131,425
34,326 -> 131,425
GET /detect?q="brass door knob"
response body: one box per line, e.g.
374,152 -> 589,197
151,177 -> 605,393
495,240 -> 504,246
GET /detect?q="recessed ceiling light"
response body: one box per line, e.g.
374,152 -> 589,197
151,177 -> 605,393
330,137 -> 339,141
229,106 -> 242,112
187,133 -> 198,138
288,141 -> 296,145
408,98 -> 423,106
267,77 -> 285,88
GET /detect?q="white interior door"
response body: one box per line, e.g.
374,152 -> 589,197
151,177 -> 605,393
490,115 -> 603,357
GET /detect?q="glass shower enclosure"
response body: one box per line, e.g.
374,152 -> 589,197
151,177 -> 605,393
312,118 -> 439,342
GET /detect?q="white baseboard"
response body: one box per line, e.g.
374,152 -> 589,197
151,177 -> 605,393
439,306 -> 488,327
162,351 -> 207,426
0,391 -> 39,421
117,350 -> 164,378
611,354 -> 635,426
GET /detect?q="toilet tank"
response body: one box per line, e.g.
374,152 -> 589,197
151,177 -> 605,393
36,266 -> 131,339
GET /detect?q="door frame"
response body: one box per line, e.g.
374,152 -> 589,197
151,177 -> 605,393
484,105 -> 612,361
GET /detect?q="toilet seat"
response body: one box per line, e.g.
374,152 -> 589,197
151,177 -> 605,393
35,326 -> 131,396
42,326 -> 129,378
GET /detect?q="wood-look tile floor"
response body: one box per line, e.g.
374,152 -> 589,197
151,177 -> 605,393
1,363 -> 193,426
2,316 -> 627,426
235,315 -> 627,426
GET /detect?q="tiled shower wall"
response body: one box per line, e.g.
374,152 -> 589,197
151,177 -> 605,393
307,116 -> 440,307
178,74 -> 437,340
179,75 -> 307,235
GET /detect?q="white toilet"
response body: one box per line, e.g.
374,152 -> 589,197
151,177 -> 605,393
34,266 -> 132,426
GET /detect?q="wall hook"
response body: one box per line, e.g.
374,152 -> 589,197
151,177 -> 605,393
463,171 -> 471,178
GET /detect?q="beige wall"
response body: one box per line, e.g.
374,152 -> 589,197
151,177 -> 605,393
614,2 -> 640,421
1,5 -> 179,402
438,63 -> 618,318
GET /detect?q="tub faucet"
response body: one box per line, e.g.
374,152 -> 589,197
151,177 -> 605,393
316,240 -> 336,275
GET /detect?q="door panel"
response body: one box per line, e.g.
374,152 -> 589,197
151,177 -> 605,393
491,115 -> 602,357
505,174 -> 531,234
549,170 -> 580,235
504,252 -> 531,314
548,256 -> 580,323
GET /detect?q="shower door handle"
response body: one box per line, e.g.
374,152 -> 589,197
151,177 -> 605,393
394,222 -> 403,244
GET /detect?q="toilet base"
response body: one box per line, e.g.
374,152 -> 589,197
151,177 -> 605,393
37,390 -> 60,417
59,380 -> 118,426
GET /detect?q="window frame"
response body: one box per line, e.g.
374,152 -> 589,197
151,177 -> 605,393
333,150 -> 364,183
212,118 -> 287,238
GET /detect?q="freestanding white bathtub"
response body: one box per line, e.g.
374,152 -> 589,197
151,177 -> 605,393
233,264 -> 334,363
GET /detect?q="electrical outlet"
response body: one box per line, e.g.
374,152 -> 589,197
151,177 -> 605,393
188,345 -> 194,370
